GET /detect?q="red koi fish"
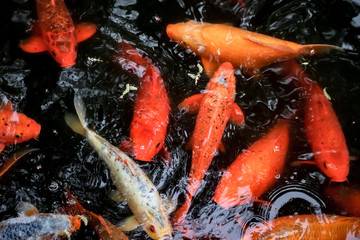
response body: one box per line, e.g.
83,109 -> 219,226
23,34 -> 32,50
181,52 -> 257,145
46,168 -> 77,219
0,202 -> 84,239
63,189 -> 129,240
115,42 -> 171,163
323,184 -> 360,217
213,119 -> 290,209
172,62 -> 245,229
241,214 -> 360,240
0,100 -> 41,153
166,21 -> 341,76
19,0 -> 96,68
283,60 -> 349,182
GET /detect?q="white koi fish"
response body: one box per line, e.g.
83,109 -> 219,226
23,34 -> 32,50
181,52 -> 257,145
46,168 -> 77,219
65,96 -> 172,240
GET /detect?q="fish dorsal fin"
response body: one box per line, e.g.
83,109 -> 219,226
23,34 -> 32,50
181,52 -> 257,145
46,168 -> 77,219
16,202 -> 39,216
1,98 -> 14,112
246,36 -> 297,54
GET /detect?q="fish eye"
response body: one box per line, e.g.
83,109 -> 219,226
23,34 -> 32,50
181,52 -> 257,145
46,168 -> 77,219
52,51 -> 56,56
150,225 -> 156,233
323,162 -> 327,169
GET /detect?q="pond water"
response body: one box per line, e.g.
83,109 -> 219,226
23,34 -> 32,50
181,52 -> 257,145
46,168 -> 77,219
0,0 -> 360,239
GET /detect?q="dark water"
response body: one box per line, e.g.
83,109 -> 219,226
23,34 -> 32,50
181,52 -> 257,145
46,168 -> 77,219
0,0 -> 360,239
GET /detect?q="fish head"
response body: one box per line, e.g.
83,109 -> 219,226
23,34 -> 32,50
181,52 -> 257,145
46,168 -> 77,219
46,30 -> 77,68
0,111 -> 41,144
320,159 -> 349,183
132,128 -> 163,162
206,62 -> 236,97
138,210 -> 172,240
166,21 -> 206,54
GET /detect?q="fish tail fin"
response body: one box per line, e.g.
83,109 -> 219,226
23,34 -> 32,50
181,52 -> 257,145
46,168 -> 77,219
65,96 -> 88,136
300,44 -> 343,56
0,148 -> 39,178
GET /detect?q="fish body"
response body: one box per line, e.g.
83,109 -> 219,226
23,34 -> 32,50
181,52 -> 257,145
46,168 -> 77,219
0,101 -> 41,153
166,21 -> 340,75
324,184 -> 360,217
213,120 -> 290,209
116,42 -> 171,162
0,202 -> 82,240
172,62 -> 244,227
65,96 -> 172,240
242,214 -> 360,240
19,0 -> 96,67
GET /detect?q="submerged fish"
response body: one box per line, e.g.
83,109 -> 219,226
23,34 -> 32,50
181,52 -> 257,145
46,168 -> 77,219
242,214 -> 360,240
172,62 -> 244,229
65,96 -> 172,240
0,202 -> 84,240
166,21 -> 341,76
115,41 -> 171,163
213,119 -> 290,209
19,0 -> 96,67
0,99 -> 41,154
282,60 -> 349,182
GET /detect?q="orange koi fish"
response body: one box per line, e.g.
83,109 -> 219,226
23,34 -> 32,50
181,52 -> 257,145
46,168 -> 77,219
115,42 -> 171,163
172,62 -> 245,229
19,0 -> 96,68
63,189 -> 129,240
241,214 -> 360,240
324,184 -> 360,217
0,100 -> 41,153
0,202 -> 85,239
166,21 -> 341,76
283,60 -> 349,182
213,119 -> 290,209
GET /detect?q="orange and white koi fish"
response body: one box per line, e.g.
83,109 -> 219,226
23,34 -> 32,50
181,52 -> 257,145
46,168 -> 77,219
172,62 -> 244,229
115,41 -> 171,163
63,189 -> 129,240
241,214 -> 360,240
0,202 -> 85,239
19,0 -> 96,68
213,119 -> 290,209
283,60 -> 349,182
0,100 -> 41,153
166,21 -> 341,76
65,96 -> 172,240
324,184 -> 360,217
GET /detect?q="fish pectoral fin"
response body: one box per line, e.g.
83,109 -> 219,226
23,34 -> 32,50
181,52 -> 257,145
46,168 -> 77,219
16,202 -> 39,216
291,160 -> 317,167
19,35 -> 48,53
109,189 -> 126,203
201,57 -> 219,77
75,23 -> 97,43
246,36 -> 297,54
0,98 -> 14,112
218,141 -> 225,154
119,138 -> 133,155
162,196 -> 178,214
159,146 -> 172,165
117,215 -> 140,232
178,93 -> 203,114
229,103 -> 245,126
0,148 -> 39,178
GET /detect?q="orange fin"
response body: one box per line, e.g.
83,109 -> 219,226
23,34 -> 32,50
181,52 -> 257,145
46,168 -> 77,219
119,139 -> 133,155
299,44 -> 344,56
229,103 -> 245,126
0,98 -> 14,112
185,135 -> 194,151
201,57 -> 219,77
19,35 -> 48,53
75,23 -> 97,43
178,94 -> 203,114
16,202 -> 39,216
291,160 -> 317,167
159,146 -> 171,165
0,148 -> 39,178
218,141 -> 225,154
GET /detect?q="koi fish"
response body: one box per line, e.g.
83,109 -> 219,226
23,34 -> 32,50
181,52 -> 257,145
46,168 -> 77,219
213,119 -> 290,209
19,0 -> 96,68
172,62 -> 245,228
241,214 -> 360,240
0,100 -> 41,154
166,21 -> 341,76
323,184 -> 360,217
283,60 -> 349,182
0,148 -> 39,178
65,96 -> 172,240
0,202 -> 85,239
63,189 -> 129,240
115,41 -> 171,163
